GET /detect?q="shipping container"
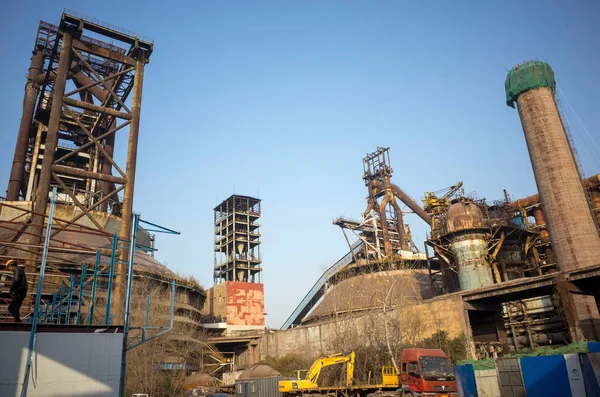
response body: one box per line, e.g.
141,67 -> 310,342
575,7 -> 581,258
236,377 -> 282,397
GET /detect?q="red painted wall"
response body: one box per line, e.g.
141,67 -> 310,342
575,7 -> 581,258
226,282 -> 265,326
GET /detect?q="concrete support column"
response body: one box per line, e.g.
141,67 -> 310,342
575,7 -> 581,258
7,49 -> 44,200
556,277 -> 600,342
460,301 -> 477,360
493,308 -> 509,353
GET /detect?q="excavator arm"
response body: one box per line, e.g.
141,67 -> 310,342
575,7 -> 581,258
279,352 -> 355,393
305,352 -> 355,385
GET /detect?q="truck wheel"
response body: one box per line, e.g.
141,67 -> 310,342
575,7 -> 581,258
401,392 -> 414,397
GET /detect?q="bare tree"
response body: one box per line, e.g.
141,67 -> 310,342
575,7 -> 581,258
124,279 -> 207,397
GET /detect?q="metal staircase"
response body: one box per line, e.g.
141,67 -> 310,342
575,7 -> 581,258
281,241 -> 364,329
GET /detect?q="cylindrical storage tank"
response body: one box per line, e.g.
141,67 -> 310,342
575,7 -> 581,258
447,202 -> 494,290
451,234 -> 493,289
505,61 -> 600,270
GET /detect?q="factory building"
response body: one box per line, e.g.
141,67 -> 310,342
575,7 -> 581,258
278,61 -> 600,360
3,10 -> 600,386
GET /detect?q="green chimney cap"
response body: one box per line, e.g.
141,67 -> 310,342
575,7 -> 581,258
505,61 -> 556,108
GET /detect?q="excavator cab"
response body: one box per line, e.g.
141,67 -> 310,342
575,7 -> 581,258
294,370 -> 308,380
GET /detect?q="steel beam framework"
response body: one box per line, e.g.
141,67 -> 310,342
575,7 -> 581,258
4,10 -> 153,311
213,195 -> 262,284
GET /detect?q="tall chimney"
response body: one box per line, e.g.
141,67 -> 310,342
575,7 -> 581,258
505,61 -> 600,270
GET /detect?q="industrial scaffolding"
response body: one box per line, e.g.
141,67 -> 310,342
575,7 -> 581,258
214,195 -> 262,284
3,10 -> 153,311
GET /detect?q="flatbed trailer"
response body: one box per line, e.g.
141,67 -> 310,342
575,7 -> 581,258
279,349 -> 457,397
285,383 -> 456,397
282,383 -> 401,397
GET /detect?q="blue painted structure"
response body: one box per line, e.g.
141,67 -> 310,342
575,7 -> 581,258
582,354 -> 600,397
520,355 -> 571,397
589,342 -> 600,353
510,216 -> 528,230
455,363 -> 477,397
20,187 -> 58,397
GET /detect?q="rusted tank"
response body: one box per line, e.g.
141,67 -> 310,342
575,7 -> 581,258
238,364 -> 281,379
447,200 -> 485,232
447,202 -> 494,290
506,61 -> 600,270
184,372 -> 219,388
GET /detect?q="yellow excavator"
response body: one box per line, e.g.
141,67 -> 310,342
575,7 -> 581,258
278,352 -> 355,392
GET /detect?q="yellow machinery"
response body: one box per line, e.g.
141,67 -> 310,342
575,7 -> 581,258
381,365 -> 400,387
423,181 -> 464,215
278,352 -> 355,392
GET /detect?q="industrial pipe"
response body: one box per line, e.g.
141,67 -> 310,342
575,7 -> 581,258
508,194 -> 540,209
532,208 -> 550,243
62,97 -> 131,120
372,180 -> 432,224
509,173 -> 600,209
71,66 -> 109,102
7,49 -> 44,200
51,165 -> 126,184
35,61 -> 109,102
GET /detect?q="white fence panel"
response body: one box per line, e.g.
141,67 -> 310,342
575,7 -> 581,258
475,369 -> 501,397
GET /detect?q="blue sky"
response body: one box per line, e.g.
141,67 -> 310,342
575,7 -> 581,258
1,1 -> 599,328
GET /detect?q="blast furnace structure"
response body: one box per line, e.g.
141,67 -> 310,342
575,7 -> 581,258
281,61 -> 600,360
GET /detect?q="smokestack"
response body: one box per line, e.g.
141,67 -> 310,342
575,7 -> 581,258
505,61 -> 600,270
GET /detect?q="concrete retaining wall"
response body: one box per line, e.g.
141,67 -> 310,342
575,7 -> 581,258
261,296 -> 468,360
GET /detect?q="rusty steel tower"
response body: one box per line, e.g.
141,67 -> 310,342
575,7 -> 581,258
213,195 -> 262,284
361,147 -> 430,255
5,10 -> 153,301
505,61 -> 600,271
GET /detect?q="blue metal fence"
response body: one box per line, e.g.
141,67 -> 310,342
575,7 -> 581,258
455,347 -> 600,397
455,363 -> 478,397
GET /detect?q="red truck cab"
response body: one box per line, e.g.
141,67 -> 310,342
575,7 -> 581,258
400,348 -> 457,397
